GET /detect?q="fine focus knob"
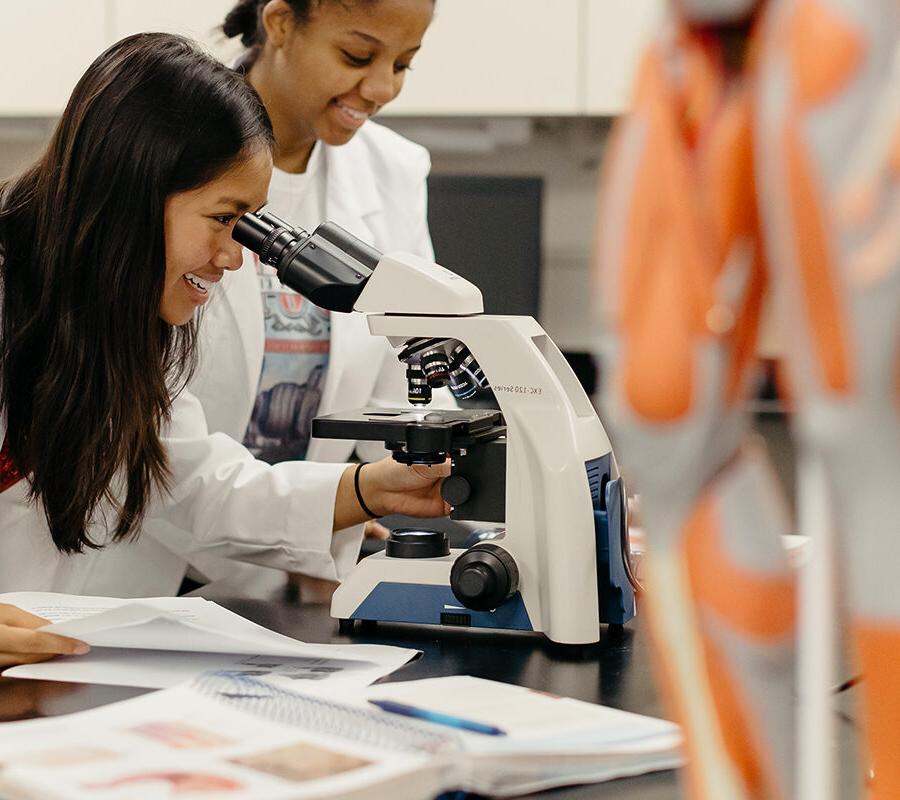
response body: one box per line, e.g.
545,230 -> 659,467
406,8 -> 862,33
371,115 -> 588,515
440,474 -> 472,506
450,543 -> 519,611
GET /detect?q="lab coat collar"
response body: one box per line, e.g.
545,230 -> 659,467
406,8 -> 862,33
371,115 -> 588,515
308,131 -> 388,461
322,128 -> 381,238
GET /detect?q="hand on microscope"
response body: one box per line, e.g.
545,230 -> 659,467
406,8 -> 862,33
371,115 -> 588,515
333,457 -> 451,531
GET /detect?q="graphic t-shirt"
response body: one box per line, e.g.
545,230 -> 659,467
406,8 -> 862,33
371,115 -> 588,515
243,145 -> 331,464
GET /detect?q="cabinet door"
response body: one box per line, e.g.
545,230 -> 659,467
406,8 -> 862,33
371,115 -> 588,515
110,0 -> 242,63
0,0 -> 108,116
583,0 -> 665,115
386,0 -> 581,116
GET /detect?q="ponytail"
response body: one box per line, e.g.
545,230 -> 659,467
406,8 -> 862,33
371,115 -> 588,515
222,0 -> 316,67
222,0 -> 268,49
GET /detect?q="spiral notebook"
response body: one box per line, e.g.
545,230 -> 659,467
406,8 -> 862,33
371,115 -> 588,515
0,673 -> 681,799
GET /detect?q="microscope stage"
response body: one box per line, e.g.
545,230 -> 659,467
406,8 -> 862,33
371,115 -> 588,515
312,407 -> 504,447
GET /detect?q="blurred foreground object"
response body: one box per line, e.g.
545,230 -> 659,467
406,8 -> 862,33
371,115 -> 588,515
593,0 -> 898,797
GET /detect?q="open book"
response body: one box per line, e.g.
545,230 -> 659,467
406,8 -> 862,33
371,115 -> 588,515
0,592 -> 418,690
0,672 -> 681,799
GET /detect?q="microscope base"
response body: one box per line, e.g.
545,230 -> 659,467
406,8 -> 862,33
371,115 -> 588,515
331,550 -> 534,633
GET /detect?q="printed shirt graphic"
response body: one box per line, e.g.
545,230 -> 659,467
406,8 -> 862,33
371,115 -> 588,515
243,146 -> 330,464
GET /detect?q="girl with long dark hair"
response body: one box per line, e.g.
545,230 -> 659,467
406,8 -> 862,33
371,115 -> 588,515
0,32 -> 447,666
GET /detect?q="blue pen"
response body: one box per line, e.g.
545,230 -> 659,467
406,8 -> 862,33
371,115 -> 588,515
369,699 -> 506,736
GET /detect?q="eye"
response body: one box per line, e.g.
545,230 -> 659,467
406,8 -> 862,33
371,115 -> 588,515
341,50 -> 373,67
394,62 -> 413,74
211,214 -> 236,226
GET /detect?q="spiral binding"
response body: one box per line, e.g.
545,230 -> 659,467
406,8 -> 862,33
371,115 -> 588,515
192,672 -> 463,756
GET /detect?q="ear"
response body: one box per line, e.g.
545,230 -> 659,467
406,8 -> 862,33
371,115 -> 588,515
260,0 -> 298,48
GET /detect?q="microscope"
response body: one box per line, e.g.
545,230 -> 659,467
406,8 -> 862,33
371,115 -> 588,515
234,212 -> 635,645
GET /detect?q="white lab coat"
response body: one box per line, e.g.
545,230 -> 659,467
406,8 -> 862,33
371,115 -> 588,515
0,396 -> 348,596
189,122 -> 436,465
0,123 -> 434,598
143,122 -> 443,589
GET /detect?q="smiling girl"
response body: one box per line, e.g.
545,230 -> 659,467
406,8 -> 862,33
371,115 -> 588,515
0,31 -> 449,665
171,0 -> 446,594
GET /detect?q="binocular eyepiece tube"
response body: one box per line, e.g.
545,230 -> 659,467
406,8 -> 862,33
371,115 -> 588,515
233,211 -> 382,313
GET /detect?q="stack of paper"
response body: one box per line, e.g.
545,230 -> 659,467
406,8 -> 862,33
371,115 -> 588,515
0,592 -> 418,690
0,672 -> 682,800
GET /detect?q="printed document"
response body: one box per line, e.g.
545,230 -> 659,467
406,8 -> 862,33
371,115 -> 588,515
0,672 -> 682,799
0,592 -> 418,690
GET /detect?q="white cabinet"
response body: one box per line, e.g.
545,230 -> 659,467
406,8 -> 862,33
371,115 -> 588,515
386,0 -> 664,116
0,0 -> 665,117
109,0 -> 242,64
386,0 -> 582,116
0,0 -> 108,116
582,0 -> 665,115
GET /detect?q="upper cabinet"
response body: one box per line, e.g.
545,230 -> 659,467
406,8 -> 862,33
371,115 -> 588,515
0,0 -> 665,117
386,0 -> 581,116
386,0 -> 664,116
0,0 -> 109,116
582,0 -> 666,115
109,0 -> 241,64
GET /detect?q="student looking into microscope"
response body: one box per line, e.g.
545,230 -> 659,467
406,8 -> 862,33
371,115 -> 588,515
0,31 -> 448,667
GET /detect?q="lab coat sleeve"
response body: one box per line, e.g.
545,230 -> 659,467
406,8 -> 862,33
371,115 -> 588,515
147,389 -> 364,580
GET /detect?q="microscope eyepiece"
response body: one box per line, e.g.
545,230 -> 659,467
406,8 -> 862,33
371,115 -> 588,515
233,211 -> 382,313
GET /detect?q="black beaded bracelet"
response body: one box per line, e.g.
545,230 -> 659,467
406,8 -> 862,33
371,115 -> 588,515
354,463 -> 378,519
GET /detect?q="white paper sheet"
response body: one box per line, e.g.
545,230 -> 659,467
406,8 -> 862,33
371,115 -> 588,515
365,676 -> 681,749
0,682 -> 440,800
0,592 -> 418,689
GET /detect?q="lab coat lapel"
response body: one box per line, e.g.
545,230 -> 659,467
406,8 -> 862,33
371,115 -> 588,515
227,255 -> 265,426
307,138 -> 385,462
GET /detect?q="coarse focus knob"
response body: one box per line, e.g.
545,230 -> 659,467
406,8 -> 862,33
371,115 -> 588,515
440,474 -> 471,506
450,543 -> 519,611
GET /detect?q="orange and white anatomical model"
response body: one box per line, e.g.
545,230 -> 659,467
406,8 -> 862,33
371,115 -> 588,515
594,0 -> 898,798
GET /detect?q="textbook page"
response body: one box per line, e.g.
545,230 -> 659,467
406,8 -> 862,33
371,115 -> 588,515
0,673 -> 681,799
0,592 -> 417,689
0,682 -> 449,800
363,675 -> 683,795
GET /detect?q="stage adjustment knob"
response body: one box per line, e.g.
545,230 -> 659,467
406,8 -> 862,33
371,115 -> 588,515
441,474 -> 471,506
450,543 -> 519,611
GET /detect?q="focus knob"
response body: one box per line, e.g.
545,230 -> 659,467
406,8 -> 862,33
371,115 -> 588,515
441,474 -> 471,506
450,543 -> 519,611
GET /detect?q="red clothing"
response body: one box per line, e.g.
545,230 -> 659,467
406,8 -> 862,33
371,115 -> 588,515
0,437 -> 22,492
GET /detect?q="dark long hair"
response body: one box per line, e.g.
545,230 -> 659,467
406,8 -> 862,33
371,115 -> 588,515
0,33 -> 274,553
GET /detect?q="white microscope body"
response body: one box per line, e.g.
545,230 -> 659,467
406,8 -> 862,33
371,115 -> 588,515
328,252 -> 630,646
231,212 -> 633,646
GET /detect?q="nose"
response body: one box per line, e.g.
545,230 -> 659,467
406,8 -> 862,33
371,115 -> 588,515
213,235 -> 244,271
358,61 -> 401,107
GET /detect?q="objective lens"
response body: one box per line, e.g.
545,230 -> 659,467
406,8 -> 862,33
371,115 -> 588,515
449,342 -> 488,389
406,361 -> 432,405
447,343 -> 479,399
420,347 -> 450,387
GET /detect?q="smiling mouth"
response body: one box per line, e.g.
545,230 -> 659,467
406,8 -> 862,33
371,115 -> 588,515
184,273 -> 214,294
334,100 -> 373,122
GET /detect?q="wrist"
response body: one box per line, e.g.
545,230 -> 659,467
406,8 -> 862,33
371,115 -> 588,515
354,463 -> 380,519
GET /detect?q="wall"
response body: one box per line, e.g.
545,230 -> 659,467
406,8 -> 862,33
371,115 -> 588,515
385,117 -> 611,352
0,115 -> 613,353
